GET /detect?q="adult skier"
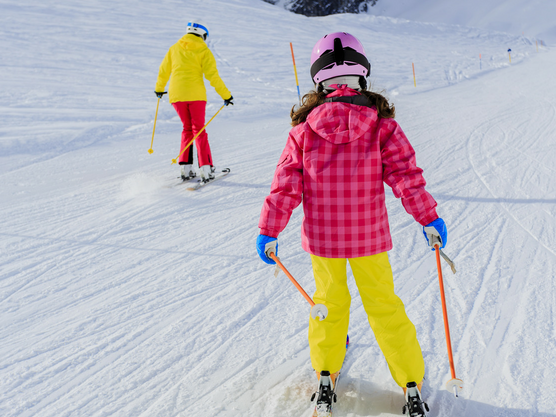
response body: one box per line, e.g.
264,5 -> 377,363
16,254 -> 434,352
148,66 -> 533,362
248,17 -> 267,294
256,32 -> 447,416
155,20 -> 233,182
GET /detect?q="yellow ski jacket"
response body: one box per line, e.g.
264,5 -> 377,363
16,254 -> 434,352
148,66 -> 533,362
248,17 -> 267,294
155,34 -> 231,103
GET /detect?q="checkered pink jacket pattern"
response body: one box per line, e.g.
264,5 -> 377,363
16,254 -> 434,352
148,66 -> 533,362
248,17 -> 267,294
259,86 -> 438,258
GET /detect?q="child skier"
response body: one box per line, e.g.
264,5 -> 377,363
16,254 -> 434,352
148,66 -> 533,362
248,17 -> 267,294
155,20 -> 233,182
256,32 -> 447,416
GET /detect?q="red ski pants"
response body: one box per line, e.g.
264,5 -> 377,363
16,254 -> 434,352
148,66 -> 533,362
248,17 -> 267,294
172,101 -> 213,167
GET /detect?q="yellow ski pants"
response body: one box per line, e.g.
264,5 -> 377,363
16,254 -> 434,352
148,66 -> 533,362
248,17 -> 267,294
309,252 -> 425,387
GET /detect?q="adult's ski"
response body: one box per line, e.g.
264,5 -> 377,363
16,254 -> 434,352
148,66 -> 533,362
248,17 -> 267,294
186,168 -> 230,191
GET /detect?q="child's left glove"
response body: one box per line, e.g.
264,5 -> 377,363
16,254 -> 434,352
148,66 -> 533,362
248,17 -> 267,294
423,218 -> 447,250
257,234 -> 278,264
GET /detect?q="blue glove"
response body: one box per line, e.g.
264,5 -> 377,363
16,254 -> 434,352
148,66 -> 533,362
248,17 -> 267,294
257,234 -> 278,264
423,218 -> 447,250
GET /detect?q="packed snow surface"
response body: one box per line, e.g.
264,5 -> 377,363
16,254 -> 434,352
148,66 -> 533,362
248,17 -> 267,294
1,0 -> 555,416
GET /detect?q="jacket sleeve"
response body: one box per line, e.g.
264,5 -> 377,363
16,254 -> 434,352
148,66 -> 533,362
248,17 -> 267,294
155,48 -> 172,92
259,133 -> 304,238
380,120 -> 438,226
202,49 -> 232,100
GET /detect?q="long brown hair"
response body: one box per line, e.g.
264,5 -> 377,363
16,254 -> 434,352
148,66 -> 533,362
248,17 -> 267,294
290,85 -> 395,127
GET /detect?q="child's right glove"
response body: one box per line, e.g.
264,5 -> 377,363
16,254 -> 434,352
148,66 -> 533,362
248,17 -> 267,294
256,234 -> 278,264
423,218 -> 447,250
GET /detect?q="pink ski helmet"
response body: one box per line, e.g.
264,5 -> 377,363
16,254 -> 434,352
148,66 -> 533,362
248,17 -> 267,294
310,32 -> 371,85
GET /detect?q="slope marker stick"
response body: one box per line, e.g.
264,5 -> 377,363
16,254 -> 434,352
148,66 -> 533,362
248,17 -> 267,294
412,62 -> 416,87
290,42 -> 302,106
171,104 -> 225,164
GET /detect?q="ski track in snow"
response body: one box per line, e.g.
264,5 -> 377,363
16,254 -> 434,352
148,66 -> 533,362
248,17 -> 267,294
1,0 -> 556,416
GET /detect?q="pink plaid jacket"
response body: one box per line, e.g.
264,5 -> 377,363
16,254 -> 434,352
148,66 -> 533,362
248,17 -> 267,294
259,86 -> 438,258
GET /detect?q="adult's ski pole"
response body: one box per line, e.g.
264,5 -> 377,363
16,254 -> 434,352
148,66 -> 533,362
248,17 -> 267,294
268,252 -> 328,321
149,92 -> 166,154
171,104 -> 226,164
432,236 -> 464,397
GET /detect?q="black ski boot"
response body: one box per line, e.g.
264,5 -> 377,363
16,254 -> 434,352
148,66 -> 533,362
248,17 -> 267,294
311,371 -> 337,417
402,382 -> 429,417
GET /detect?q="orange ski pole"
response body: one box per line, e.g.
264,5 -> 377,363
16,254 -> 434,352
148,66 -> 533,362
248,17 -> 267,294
269,252 -> 328,320
432,237 -> 464,397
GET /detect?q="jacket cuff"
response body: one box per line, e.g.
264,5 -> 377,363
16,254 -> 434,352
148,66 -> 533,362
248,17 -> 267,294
259,228 -> 279,238
418,211 -> 439,227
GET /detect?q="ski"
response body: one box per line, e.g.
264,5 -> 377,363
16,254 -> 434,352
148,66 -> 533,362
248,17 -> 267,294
402,382 -> 429,417
186,168 -> 230,191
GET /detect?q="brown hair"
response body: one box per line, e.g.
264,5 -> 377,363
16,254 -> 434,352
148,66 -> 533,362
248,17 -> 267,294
290,85 -> 395,127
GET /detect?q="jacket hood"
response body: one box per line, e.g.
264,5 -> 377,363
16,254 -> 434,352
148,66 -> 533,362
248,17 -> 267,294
178,33 -> 207,51
306,85 -> 378,145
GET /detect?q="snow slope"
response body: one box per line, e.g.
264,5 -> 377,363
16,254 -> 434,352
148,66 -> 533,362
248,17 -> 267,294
369,0 -> 556,43
1,0 -> 555,416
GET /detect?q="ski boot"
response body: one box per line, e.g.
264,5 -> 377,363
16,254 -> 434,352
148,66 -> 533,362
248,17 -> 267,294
180,164 -> 196,181
200,165 -> 215,183
403,381 -> 429,417
311,371 -> 338,417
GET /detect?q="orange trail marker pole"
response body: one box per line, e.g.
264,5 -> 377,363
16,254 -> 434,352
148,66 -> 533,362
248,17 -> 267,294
269,252 -> 328,321
171,104 -> 225,164
290,42 -> 302,106
479,54 -> 482,70
432,238 -> 464,397
412,62 -> 416,87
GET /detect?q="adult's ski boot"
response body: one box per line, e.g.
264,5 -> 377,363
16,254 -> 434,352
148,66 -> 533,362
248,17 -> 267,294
200,165 -> 215,183
403,381 -> 429,417
180,164 -> 196,181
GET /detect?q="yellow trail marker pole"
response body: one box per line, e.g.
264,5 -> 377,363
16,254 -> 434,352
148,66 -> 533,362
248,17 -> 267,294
171,104 -> 226,165
412,62 -> 416,87
290,42 -> 302,106
508,48 -> 512,63
148,97 -> 162,154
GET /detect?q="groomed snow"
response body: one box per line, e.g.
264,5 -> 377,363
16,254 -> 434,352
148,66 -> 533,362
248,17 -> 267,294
1,1 -> 555,416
